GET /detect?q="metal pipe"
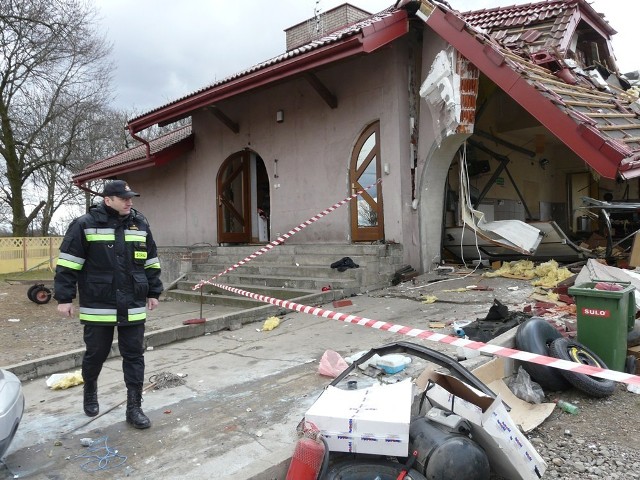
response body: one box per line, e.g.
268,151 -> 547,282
128,125 -> 151,160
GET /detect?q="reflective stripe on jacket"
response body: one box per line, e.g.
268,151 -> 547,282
54,203 -> 163,326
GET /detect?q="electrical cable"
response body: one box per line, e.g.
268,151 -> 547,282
459,141 -> 484,272
407,143 -> 482,291
148,372 -> 188,390
75,436 -> 127,473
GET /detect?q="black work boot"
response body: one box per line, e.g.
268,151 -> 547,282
83,380 -> 99,417
126,388 -> 151,429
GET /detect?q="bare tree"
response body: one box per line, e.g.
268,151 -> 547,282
31,106 -> 131,235
0,0 -> 114,236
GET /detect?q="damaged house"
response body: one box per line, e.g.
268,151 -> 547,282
74,0 -> 640,287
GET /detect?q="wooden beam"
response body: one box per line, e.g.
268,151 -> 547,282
207,106 -> 239,134
304,72 -> 338,109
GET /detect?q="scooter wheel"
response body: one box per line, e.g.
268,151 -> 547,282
322,459 -> 427,480
27,284 -> 42,302
32,286 -> 52,305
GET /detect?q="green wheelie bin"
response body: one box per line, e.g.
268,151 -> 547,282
568,280 -> 635,372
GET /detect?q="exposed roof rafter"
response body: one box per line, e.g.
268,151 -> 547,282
207,106 -> 239,134
303,72 -> 338,109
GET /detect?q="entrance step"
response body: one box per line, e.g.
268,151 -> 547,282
163,243 -> 404,314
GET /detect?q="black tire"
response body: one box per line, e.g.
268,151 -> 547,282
32,286 -> 52,305
625,355 -> 637,375
322,459 -> 427,480
27,284 -> 41,302
515,317 -> 570,391
548,337 -> 616,398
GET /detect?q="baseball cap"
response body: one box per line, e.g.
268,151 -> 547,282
102,180 -> 139,198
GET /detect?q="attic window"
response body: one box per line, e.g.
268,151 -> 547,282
571,21 -> 613,70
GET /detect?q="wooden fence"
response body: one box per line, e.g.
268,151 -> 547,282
0,237 -> 62,274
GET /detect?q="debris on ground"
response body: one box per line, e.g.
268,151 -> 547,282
262,316 -> 280,331
46,370 -> 83,390
149,372 -> 187,390
330,256 -> 360,272
420,295 -> 437,304
392,265 -> 419,285
376,354 -> 411,374
484,259 -> 573,287
463,299 -> 530,343
318,350 -> 349,378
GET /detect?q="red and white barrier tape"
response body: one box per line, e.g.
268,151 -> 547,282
188,176 -> 640,386
193,179 -> 381,290
207,282 -> 640,387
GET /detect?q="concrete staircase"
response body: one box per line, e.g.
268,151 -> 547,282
165,243 -> 404,317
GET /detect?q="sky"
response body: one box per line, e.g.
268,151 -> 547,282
93,0 -> 638,114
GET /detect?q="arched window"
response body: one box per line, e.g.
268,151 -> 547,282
349,121 -> 384,242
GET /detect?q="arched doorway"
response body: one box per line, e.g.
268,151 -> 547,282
217,150 -> 270,244
349,121 -> 384,242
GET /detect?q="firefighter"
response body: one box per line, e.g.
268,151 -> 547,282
54,180 -> 163,429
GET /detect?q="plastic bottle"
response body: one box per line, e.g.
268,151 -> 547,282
555,400 -> 578,414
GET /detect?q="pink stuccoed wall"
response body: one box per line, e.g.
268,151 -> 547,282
125,36 -> 430,271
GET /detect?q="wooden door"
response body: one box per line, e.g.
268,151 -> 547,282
217,151 -> 251,243
350,121 -> 384,242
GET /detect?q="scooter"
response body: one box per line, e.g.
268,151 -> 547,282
287,341 -> 500,480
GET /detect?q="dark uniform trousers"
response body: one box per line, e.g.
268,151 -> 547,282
82,323 -> 145,390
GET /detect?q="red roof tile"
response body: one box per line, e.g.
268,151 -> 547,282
73,125 -> 193,183
462,0 -> 615,55
127,7 -> 399,128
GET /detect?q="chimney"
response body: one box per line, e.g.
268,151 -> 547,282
284,3 -> 372,51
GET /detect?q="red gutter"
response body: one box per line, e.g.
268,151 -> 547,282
128,10 -> 408,134
72,125 -> 152,188
128,125 -> 151,160
419,5 -> 629,180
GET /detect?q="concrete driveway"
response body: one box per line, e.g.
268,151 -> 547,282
1,276 -> 534,479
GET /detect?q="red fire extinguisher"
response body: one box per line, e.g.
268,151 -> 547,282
285,434 -> 326,480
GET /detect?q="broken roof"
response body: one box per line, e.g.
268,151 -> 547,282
75,0 -> 640,183
416,0 -> 640,179
463,0 -> 616,52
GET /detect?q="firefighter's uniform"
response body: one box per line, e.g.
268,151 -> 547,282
54,202 -> 163,390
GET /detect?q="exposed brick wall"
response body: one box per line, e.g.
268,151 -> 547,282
191,251 -> 210,265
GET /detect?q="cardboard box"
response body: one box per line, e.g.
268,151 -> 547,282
305,379 -> 411,456
417,370 -> 547,480
472,358 -> 555,434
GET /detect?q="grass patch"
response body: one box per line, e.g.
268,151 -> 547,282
0,269 -> 55,283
